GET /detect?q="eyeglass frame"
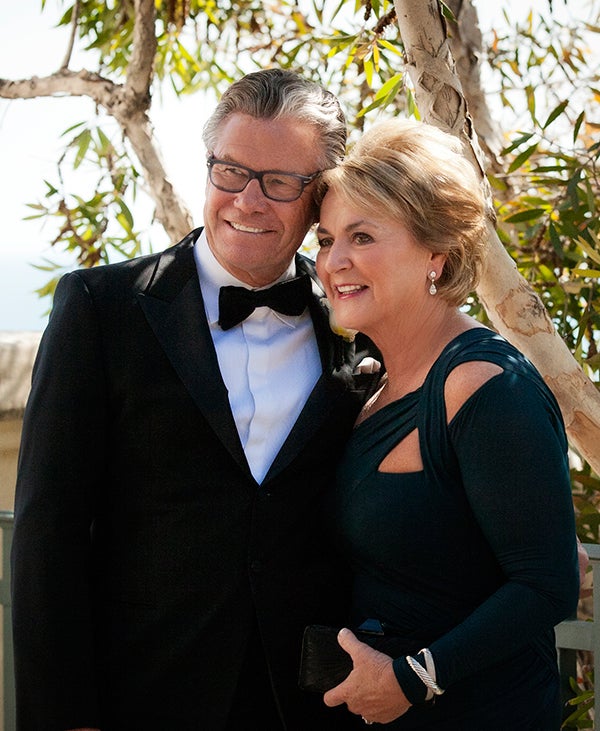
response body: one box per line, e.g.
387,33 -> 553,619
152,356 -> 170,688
206,156 -> 321,202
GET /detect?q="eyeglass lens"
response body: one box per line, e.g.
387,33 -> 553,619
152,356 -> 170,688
209,160 -> 308,201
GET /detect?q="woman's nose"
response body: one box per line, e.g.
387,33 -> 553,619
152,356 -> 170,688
324,241 -> 351,273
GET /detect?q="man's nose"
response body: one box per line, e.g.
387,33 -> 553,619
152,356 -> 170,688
233,178 -> 269,210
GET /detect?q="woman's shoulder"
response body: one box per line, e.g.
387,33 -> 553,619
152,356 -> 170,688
437,326 -> 545,423
443,359 -> 504,423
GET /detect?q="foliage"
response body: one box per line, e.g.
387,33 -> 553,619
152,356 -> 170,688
480,9 -> 599,721
57,0 -> 405,116
486,4 -> 600,378
25,119 -> 143,299
562,665 -> 594,728
478,4 -> 600,542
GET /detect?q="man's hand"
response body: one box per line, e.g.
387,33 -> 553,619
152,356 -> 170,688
323,628 -> 411,725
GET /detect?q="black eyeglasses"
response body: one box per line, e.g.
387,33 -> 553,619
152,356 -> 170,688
206,157 -> 321,202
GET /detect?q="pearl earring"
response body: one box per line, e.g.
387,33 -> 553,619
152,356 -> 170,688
428,271 -> 437,296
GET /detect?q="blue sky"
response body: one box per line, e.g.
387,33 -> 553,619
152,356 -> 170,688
0,0 -> 579,331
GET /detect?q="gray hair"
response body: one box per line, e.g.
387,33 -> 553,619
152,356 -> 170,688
202,69 -> 347,170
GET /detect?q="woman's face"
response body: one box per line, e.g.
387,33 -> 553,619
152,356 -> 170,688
316,189 -> 442,338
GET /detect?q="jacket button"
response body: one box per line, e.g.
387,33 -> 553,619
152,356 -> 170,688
250,560 -> 263,573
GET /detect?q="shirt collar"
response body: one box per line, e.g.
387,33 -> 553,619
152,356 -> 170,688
193,230 -> 298,326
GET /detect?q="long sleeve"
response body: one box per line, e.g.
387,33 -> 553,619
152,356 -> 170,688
427,371 -> 579,690
11,271 -> 106,729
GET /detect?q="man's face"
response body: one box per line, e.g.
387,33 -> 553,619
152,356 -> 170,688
203,113 -> 322,287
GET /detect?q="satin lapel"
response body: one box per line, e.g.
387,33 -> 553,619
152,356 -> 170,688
136,233 -> 249,473
263,256 -> 355,482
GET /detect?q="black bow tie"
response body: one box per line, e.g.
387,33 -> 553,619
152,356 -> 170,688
218,275 -> 312,331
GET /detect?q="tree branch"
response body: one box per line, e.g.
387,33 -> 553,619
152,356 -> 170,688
60,0 -> 80,71
0,69 -> 120,107
126,0 -> 157,99
119,0 -> 193,242
0,0 -> 193,244
393,0 -> 600,474
444,0 -> 504,169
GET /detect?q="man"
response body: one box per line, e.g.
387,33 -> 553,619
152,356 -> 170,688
11,69 -> 369,730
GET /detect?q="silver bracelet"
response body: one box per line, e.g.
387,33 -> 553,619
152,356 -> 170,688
406,649 -> 445,700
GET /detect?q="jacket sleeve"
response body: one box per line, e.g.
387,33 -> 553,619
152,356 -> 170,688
11,271 -> 106,730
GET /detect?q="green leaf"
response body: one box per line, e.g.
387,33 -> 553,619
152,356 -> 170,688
577,236 -> 600,266
571,268 -> 600,279
96,127 -> 112,154
504,208 -> 546,223
573,111 -> 585,142
507,143 -> 539,173
502,132 -> 535,156
439,1 -> 457,22
61,121 -> 87,137
73,130 -> 92,169
542,99 -> 568,129
373,72 -> 403,101
377,39 -> 402,56
364,56 -> 374,87
357,73 -> 403,117
117,200 -> 134,230
44,180 -> 59,196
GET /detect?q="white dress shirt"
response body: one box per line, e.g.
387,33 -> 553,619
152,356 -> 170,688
194,231 -> 322,483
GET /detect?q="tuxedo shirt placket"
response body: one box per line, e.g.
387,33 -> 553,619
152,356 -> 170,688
194,233 -> 321,484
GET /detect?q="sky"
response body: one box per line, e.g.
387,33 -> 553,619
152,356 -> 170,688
0,0 -> 584,331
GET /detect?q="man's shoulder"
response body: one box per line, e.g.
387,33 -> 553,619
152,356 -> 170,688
62,228 -> 200,292
295,252 -> 318,278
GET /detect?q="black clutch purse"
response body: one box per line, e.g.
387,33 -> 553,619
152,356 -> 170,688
299,621 -> 410,694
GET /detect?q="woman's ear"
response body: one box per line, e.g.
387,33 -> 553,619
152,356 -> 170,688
430,252 -> 447,276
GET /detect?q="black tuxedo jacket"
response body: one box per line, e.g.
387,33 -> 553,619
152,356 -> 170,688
11,229 -> 370,730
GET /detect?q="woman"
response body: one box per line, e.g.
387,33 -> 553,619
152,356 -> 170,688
314,119 -> 579,729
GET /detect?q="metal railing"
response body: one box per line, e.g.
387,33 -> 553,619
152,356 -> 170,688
0,513 -> 596,729
556,541 -> 600,723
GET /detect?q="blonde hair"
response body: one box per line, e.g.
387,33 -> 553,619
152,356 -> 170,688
320,119 -> 488,306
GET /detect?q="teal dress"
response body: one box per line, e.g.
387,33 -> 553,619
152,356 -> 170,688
327,329 -> 579,730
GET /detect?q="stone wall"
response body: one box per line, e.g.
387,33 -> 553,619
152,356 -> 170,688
0,331 -> 41,511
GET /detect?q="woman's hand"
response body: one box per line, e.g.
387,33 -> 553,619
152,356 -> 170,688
577,537 -> 592,598
323,628 -> 412,725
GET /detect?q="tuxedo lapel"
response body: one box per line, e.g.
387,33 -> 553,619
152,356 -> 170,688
137,240 -> 358,483
264,255 -> 357,483
137,232 -> 250,474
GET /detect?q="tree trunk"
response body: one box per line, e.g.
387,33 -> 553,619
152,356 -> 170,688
393,0 -> 600,474
444,0 -> 504,171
